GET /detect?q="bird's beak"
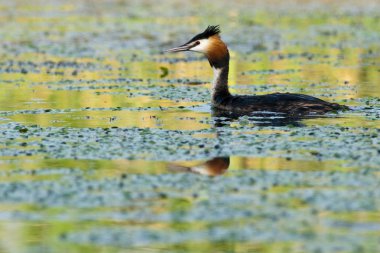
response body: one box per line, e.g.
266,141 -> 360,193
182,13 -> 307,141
164,43 -> 193,53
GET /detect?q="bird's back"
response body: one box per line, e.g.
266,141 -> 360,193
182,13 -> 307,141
214,93 -> 348,116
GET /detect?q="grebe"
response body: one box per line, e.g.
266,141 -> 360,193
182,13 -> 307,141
165,25 -> 348,116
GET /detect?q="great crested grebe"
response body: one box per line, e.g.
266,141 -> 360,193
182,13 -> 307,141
165,25 -> 348,116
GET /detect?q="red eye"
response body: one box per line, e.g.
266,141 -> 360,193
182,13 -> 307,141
195,41 -> 200,45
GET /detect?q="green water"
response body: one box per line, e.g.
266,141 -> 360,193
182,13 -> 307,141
0,0 -> 380,252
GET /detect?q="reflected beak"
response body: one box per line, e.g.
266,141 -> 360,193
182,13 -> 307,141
164,43 -> 193,53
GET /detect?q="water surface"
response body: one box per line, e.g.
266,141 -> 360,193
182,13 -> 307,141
0,0 -> 380,252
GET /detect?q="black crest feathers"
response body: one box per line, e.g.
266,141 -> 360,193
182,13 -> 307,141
187,25 -> 221,43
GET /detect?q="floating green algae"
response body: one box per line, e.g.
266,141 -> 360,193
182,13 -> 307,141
0,0 -> 380,252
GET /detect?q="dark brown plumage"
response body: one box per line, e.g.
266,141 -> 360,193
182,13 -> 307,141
213,92 -> 348,116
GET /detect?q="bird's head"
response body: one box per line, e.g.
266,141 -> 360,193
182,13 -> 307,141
165,25 -> 229,68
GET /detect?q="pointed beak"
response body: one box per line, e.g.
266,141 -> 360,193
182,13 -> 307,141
164,43 -> 192,53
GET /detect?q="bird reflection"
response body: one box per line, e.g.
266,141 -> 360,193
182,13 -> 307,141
168,157 -> 230,176
168,109 -> 338,176
212,108 -> 311,127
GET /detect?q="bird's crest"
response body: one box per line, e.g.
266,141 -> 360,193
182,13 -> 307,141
187,25 -> 221,43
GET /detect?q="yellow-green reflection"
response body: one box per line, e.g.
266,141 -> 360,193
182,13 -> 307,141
1,0 -> 380,252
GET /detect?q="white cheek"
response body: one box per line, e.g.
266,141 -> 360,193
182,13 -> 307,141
190,39 -> 209,53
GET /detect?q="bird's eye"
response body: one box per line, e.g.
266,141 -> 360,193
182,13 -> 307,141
195,41 -> 200,45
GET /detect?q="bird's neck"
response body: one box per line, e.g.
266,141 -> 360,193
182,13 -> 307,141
205,39 -> 231,104
211,63 -> 231,104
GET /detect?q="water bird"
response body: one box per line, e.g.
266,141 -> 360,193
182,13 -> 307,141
165,25 -> 348,116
